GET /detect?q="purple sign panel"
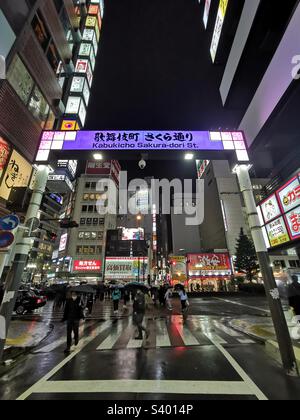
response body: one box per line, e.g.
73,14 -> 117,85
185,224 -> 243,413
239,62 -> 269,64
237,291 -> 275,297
36,130 -> 249,162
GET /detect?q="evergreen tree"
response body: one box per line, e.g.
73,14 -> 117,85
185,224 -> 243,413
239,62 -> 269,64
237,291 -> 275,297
235,228 -> 259,282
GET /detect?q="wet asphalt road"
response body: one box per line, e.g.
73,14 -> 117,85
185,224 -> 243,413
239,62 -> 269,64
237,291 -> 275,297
1,296 -> 300,401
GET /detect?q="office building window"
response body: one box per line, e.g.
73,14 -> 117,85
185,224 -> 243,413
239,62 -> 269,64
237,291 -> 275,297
88,205 -> 94,213
7,55 -> 34,105
80,218 -> 86,225
86,218 -> 92,225
91,182 -> 96,189
32,12 -> 51,51
85,182 -> 91,189
93,218 -> 98,226
82,205 -> 87,212
28,86 -> 50,128
47,41 -> 60,73
99,218 -> 105,225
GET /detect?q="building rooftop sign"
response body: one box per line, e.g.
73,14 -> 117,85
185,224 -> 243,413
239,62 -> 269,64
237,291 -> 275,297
36,130 -> 249,163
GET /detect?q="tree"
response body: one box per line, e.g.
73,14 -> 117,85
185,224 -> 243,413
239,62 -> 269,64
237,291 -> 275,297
235,228 -> 260,282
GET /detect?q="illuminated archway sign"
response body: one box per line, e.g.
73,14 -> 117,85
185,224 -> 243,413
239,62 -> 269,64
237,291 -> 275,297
36,130 -> 249,164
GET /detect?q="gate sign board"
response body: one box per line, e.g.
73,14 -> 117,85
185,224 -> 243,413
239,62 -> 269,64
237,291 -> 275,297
35,130 -> 249,163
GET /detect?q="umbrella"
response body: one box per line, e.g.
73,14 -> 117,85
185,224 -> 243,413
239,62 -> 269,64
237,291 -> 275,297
125,282 -> 149,293
71,285 -> 96,294
110,284 -> 124,289
174,284 -> 185,291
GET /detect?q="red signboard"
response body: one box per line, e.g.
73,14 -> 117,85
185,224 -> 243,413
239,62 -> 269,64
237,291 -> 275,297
187,253 -> 232,276
73,260 -> 101,272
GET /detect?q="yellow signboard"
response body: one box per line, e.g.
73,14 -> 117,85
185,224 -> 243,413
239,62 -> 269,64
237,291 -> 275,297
0,150 -> 32,200
170,256 -> 187,282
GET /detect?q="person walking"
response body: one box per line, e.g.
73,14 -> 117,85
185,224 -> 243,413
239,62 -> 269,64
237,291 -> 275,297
112,288 -> 121,314
288,275 -> 300,321
62,292 -> 84,354
133,290 -> 149,340
165,288 -> 173,311
123,289 -> 130,309
178,288 -> 189,313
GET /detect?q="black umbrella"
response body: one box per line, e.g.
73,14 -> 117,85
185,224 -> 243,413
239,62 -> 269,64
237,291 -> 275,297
174,284 -> 185,291
125,282 -> 149,293
71,285 -> 96,294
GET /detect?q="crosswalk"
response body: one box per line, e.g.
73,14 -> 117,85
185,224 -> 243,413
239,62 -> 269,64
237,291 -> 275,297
34,315 -> 256,354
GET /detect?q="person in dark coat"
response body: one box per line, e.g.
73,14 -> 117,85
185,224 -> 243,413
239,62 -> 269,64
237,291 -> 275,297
133,290 -> 149,340
62,292 -> 84,354
288,275 -> 300,320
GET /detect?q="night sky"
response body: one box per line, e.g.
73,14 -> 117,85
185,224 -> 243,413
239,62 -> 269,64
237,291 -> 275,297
85,0 -> 240,180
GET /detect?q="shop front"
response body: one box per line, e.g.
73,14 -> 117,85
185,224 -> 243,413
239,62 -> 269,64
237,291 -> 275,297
187,253 -> 232,292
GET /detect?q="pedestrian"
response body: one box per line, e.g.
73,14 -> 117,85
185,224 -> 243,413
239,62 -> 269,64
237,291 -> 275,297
123,289 -> 130,309
112,288 -> 121,314
178,288 -> 189,313
165,288 -> 173,311
133,290 -> 149,340
87,293 -> 94,315
62,292 -> 84,354
288,275 -> 300,322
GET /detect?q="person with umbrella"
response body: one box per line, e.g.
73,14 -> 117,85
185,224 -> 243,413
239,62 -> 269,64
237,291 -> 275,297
133,290 -> 149,340
62,291 -> 84,354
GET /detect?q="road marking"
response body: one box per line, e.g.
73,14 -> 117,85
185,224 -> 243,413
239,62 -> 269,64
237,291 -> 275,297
127,339 -> 143,349
202,331 -> 227,345
215,298 -> 270,313
237,339 -> 256,345
174,322 -> 200,346
156,320 -> 171,347
16,321 -> 112,401
213,321 -> 242,337
97,321 -> 129,350
210,339 -> 268,400
27,379 -> 255,396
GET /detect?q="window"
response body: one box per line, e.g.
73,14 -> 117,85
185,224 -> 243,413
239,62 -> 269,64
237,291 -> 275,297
96,246 -> 102,254
32,12 -> 51,51
289,261 -> 297,268
28,86 -> 50,128
7,55 -> 34,105
83,194 -> 90,201
88,205 -> 94,213
99,218 -> 105,225
86,218 -> 92,225
85,182 -> 91,189
44,109 -> 55,130
78,232 -> 84,239
47,41 -> 60,73
82,205 -> 87,212
91,182 -> 96,189
93,218 -> 98,226
80,218 -> 86,225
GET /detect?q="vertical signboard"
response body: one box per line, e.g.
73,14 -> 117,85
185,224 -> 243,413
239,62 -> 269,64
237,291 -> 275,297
210,0 -> 229,62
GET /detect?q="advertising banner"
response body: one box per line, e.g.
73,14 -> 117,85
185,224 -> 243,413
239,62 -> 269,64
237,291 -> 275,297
170,256 -> 187,283
0,137 -> 11,181
105,257 -> 149,280
73,260 -> 102,272
260,194 -> 281,224
285,206 -> 300,241
187,253 -> 232,276
277,176 -> 300,214
0,149 -> 32,200
265,217 -> 290,247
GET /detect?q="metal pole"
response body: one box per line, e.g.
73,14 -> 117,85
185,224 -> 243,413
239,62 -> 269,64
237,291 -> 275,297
236,165 -> 298,375
138,256 -> 140,283
0,165 -> 50,361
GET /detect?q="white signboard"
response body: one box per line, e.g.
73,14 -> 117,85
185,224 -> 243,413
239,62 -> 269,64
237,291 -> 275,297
210,0 -> 229,62
277,177 -> 300,214
260,194 -> 281,224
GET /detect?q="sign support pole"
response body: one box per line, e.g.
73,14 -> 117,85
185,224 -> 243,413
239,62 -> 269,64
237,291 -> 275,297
236,165 -> 298,376
0,165 -> 50,362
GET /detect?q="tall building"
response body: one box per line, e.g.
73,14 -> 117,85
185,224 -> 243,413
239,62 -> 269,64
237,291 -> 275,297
196,1 -> 300,277
66,160 -> 120,282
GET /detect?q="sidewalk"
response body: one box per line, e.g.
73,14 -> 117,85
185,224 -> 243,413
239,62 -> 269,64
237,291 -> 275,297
229,315 -> 300,364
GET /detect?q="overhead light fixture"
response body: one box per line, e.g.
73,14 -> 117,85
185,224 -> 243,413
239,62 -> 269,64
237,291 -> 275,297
185,153 -> 194,161
93,153 -> 103,160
